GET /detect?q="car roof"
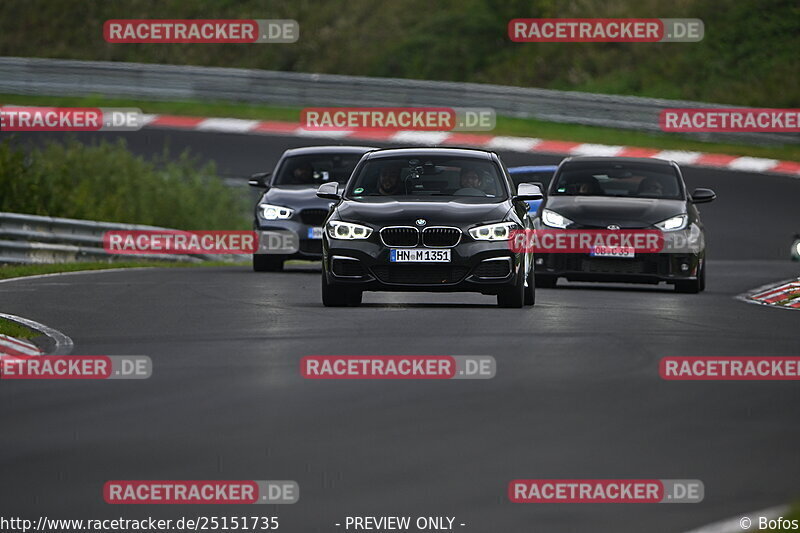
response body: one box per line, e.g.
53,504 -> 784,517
281,145 -> 378,157
561,156 -> 672,166
363,147 -> 494,160
508,165 -> 559,172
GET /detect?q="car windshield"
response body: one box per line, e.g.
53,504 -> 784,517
551,162 -> 684,200
346,156 -> 507,199
273,153 -> 364,186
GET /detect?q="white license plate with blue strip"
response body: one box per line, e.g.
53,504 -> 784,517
390,249 -> 451,262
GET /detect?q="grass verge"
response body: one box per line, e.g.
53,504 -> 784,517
0,318 -> 39,339
760,505 -> 800,531
2,93 -> 798,162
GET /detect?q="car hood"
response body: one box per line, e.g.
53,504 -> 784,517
261,186 -> 335,210
337,197 -> 511,227
544,196 -> 685,227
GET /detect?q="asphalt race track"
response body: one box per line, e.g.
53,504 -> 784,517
1,129 -> 799,532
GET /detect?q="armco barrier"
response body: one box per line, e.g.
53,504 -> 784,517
0,57 -> 796,145
0,212 -> 232,264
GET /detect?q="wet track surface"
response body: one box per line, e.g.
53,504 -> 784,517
1,130 -> 799,532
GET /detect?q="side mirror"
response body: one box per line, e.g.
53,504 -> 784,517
531,181 -> 546,196
690,188 -> 716,204
515,183 -> 543,201
317,182 -> 341,200
248,172 -> 271,188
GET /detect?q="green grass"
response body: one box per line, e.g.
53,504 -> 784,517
0,0 -> 797,108
3,93 -> 798,162
0,135 -> 250,229
0,260 -> 240,281
0,318 -> 39,339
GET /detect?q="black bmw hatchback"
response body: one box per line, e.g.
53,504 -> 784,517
318,147 -> 543,307
533,156 -> 716,292
250,145 -> 376,271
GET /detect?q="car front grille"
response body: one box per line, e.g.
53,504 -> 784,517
380,227 -> 419,247
371,265 -> 469,285
473,259 -> 512,279
578,257 -> 657,274
422,227 -> 461,247
299,209 -> 328,226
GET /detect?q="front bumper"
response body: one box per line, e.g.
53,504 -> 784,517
534,252 -> 702,284
323,238 -> 524,294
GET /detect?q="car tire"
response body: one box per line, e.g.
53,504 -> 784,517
348,290 -> 363,306
698,260 -> 706,292
498,267 -> 525,308
322,273 -> 359,307
536,274 -> 558,288
253,254 -> 284,272
524,260 -> 536,306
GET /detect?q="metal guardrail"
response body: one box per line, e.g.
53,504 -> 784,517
0,57 -> 796,146
0,212 -> 218,264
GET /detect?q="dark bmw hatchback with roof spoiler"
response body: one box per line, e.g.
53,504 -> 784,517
533,156 -> 716,292
317,147 -> 544,307
249,145 -> 376,271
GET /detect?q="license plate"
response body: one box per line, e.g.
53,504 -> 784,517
390,249 -> 451,262
590,246 -> 635,259
307,227 -> 323,239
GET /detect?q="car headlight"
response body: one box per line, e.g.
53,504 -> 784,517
326,220 -> 373,240
542,209 -> 573,229
259,204 -> 294,220
655,214 -> 688,231
468,222 -> 518,241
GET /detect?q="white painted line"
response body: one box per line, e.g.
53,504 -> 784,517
655,150 -> 703,164
0,313 -> 73,355
728,157 -> 780,172
294,128 -> 355,139
570,143 -> 625,157
485,136 -> 541,152
0,335 -> 41,355
196,118 -> 260,133
0,313 -> 72,356
389,131 -> 452,145
682,504 -> 790,533
139,114 -> 159,126
0,267 -> 162,286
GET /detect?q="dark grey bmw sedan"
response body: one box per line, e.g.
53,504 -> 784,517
249,145 -> 376,271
